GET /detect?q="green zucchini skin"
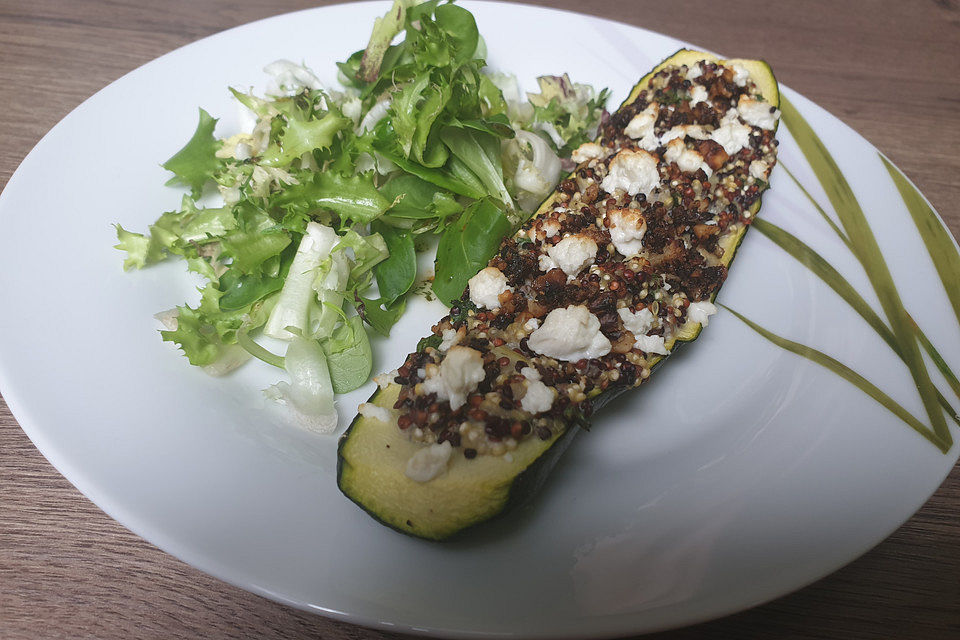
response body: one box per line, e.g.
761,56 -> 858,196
336,382 -> 579,541
337,50 -> 780,541
336,414 -> 580,541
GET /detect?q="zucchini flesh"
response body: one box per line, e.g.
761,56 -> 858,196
338,50 -> 781,540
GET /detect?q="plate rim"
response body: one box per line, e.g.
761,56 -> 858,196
0,1 -> 957,638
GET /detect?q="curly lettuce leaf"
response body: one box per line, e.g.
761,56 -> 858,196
114,224 -> 163,270
162,108 -> 223,198
261,110 -> 350,167
271,171 -> 391,223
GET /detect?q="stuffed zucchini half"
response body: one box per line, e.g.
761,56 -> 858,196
338,50 -> 781,541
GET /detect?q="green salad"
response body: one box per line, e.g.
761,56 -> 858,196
115,0 -> 608,431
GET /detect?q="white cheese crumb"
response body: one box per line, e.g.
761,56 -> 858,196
541,218 -> 561,238
686,62 -> 703,80
710,119 -> 752,155
618,306 -> 656,336
520,366 -> 541,381
571,142 -> 607,164
373,369 -> 398,389
659,124 -> 710,146
749,160 -> 769,180
687,301 -> 718,327
637,131 -> 660,152
600,149 -> 661,197
439,328 -> 460,352
358,402 -> 391,423
546,235 -> 598,276
539,253 -> 559,272
528,305 -> 612,362
619,307 -> 671,355
737,96 -> 780,130
663,139 -> 712,177
524,317 -> 541,332
420,346 -> 485,410
405,441 -> 453,483
634,334 -> 670,356
689,84 -> 708,106
468,266 -> 512,310
607,208 -> 647,257
730,63 -> 750,87
521,378 -> 556,414
624,103 -> 659,140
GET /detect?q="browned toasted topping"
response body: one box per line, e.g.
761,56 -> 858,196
389,59 -> 780,457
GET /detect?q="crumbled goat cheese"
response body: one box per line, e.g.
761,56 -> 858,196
524,318 -> 541,332
571,142 -> 607,164
546,235 -> 598,276
405,441 -> 453,483
637,132 -> 660,152
731,63 -> 750,87
541,218 -> 561,238
635,334 -> 670,356
468,266 -> 512,310
520,366 -> 541,381
607,208 -> 647,257
618,306 -> 657,336
373,369 -> 398,389
618,306 -> 670,355
600,149 -> 661,197
539,253 -> 559,272
664,139 -> 712,177
689,84 -> 708,106
528,305 -> 612,362
420,346 -> 485,410
749,160 -> 769,180
710,119 -> 752,155
521,378 -> 555,414
687,301 -> 718,327
358,402 -> 391,423
686,62 -> 703,80
439,328 -> 460,352
624,103 -> 659,140
737,96 -> 780,130
659,125 -> 710,145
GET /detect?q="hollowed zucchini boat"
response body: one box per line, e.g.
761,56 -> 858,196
338,50 -> 781,541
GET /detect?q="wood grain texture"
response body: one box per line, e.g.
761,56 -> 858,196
1,1 -> 958,638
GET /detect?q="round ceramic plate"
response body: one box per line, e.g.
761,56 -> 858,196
1,2 -> 957,638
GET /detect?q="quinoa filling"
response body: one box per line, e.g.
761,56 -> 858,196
381,59 -> 780,459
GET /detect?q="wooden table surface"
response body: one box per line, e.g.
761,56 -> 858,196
1,1 -> 958,638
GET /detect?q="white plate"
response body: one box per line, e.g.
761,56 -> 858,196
0,2 -> 957,637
